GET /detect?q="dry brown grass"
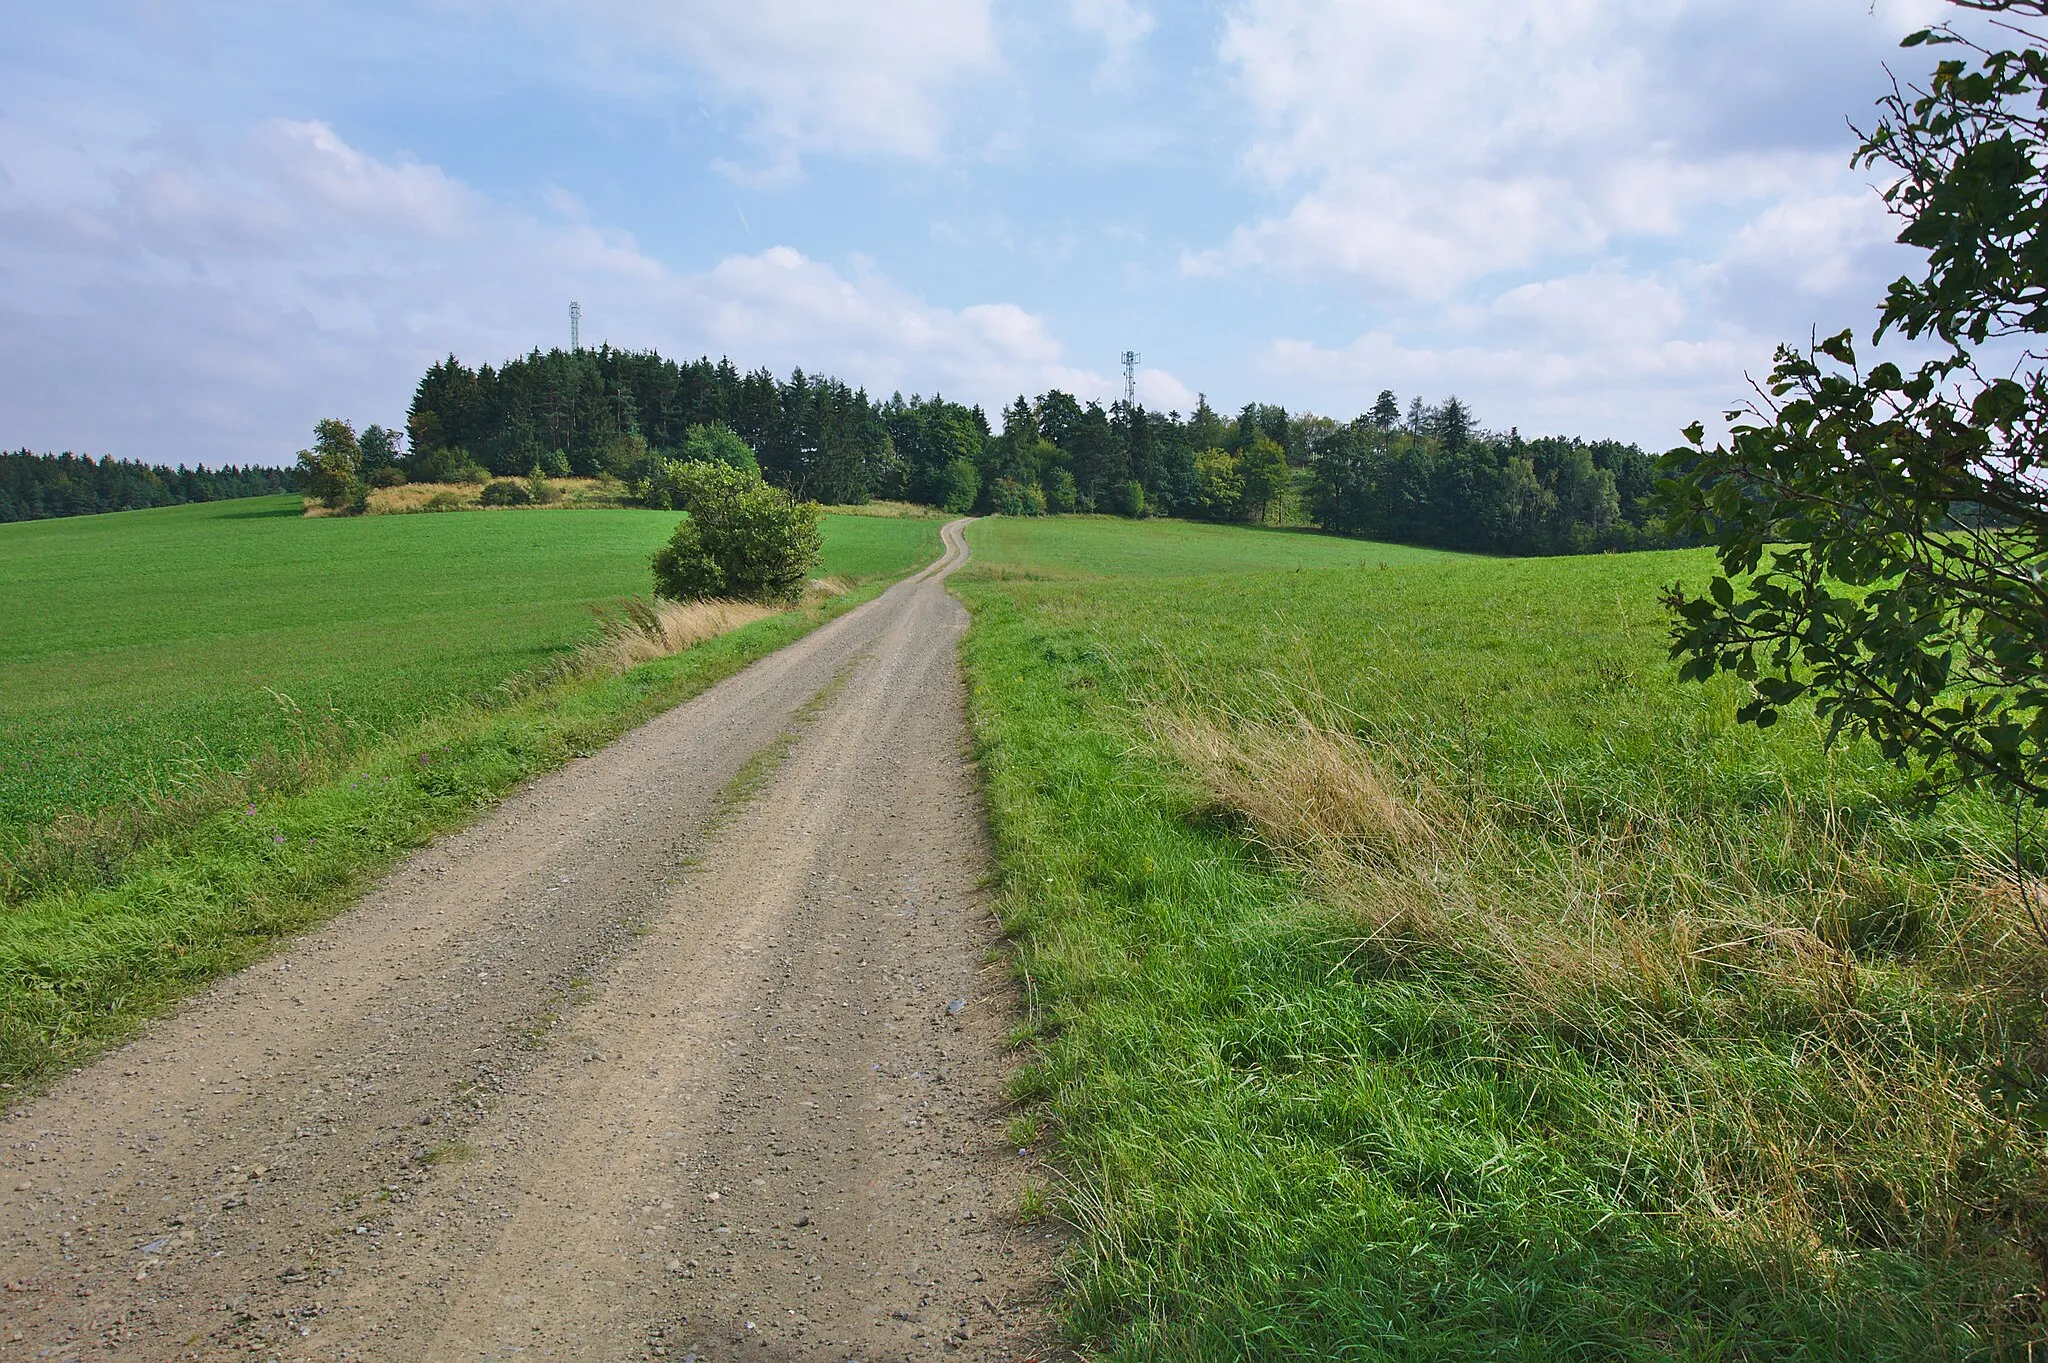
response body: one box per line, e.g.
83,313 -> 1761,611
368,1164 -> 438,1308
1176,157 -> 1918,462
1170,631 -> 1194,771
1150,692 -> 2048,1279
577,597 -> 779,673
302,478 -> 630,517
1150,705 -> 1438,869
817,500 -> 948,519
504,581 -> 848,701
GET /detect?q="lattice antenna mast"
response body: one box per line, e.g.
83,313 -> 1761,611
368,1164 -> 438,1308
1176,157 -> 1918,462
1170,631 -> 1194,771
1121,350 -> 1140,407
570,301 -> 582,353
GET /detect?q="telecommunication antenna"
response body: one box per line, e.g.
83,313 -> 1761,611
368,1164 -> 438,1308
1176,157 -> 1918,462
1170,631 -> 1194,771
570,301 -> 582,352
1121,350 -> 1140,407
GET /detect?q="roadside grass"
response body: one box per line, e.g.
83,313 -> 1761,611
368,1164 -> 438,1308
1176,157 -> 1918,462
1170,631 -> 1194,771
954,517 -> 2046,1358
0,497 -> 940,1090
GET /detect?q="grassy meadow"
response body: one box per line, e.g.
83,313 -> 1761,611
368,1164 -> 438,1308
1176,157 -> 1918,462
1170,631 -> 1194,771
0,496 -> 942,1085
0,496 -> 938,836
955,516 -> 2046,1357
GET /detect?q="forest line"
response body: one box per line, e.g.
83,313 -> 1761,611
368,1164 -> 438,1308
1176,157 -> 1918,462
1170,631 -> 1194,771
0,451 -> 296,523
400,346 -> 1668,556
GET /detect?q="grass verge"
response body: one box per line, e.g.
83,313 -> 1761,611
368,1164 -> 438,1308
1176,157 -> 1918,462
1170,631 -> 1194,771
954,516 -> 2046,1359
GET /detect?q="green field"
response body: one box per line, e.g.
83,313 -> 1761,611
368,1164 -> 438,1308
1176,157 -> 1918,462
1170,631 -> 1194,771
0,497 -> 941,1085
955,517 -> 2038,1357
0,497 -> 939,837
966,514 -> 1447,581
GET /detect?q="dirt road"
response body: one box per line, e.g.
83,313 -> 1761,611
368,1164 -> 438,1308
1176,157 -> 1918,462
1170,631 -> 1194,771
1,519 -> 1064,1361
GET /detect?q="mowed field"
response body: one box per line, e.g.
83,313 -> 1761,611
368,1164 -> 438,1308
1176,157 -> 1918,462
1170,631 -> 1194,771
955,517 -> 2040,1357
0,495 -> 940,836
0,497 -> 941,1084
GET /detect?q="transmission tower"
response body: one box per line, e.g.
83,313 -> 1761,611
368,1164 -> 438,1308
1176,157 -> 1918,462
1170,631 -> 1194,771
570,301 -> 582,352
1121,350 -> 1140,407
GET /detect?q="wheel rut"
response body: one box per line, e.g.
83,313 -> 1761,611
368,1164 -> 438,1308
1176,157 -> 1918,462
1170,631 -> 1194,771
1,519 -> 1064,1361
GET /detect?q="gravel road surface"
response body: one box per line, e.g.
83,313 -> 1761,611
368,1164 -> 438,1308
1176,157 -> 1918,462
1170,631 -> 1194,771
1,519 -> 1064,1361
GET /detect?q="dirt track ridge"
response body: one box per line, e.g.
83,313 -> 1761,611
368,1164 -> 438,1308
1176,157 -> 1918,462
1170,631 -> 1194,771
2,518 -> 1064,1361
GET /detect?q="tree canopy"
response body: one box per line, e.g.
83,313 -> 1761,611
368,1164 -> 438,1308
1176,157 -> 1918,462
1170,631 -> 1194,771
1660,0 -> 2048,807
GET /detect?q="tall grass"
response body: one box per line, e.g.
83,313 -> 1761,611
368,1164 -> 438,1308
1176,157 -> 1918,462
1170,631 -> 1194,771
1158,695 -> 2048,1293
955,517 -> 2048,1357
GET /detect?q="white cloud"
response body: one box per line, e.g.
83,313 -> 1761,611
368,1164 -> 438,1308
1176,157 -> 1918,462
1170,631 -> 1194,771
1135,367 -> 1195,413
1178,0 -> 1964,442
1198,0 -> 1907,297
0,116 -> 1103,463
1066,0 -> 1156,83
496,0 -> 1000,179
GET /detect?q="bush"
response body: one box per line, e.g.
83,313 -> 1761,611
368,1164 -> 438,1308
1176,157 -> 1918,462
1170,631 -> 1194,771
634,431 -> 761,509
537,448 -> 571,478
402,444 -> 477,484
367,466 -> 407,489
1046,468 -> 1078,514
1104,478 -> 1146,518
650,464 -> 822,604
480,479 -> 533,507
677,422 -> 760,477
938,457 -> 980,514
599,433 -> 651,479
990,477 -> 1047,517
1190,448 -> 1246,521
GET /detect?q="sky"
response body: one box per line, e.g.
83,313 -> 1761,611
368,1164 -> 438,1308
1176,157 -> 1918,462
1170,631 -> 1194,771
0,0 -> 1963,466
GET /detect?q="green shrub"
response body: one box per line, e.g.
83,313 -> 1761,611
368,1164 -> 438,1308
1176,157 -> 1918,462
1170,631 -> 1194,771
1190,447 -> 1246,521
1046,468 -> 1078,514
366,466 -> 407,489
678,422 -> 760,476
634,428 -> 762,510
480,479 -> 533,507
538,448 -> 571,478
599,433 -> 651,480
1104,478 -> 1146,518
938,457 -> 980,514
990,477 -> 1046,517
402,444 -> 481,484
650,464 -> 822,604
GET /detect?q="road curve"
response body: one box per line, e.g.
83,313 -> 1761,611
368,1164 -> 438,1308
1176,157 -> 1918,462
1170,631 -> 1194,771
0,517 -> 1064,1361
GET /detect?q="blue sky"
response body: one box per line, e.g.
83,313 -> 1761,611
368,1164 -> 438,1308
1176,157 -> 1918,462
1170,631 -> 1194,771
1,0 -> 1955,465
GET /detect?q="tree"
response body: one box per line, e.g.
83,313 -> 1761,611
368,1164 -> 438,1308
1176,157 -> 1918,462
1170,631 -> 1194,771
1239,434 -> 1290,524
359,424 -> 401,475
1190,449 -> 1245,521
1660,0 -> 2048,806
650,463 -> 822,604
1370,390 -> 1402,429
295,418 -> 362,509
678,422 -> 760,475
